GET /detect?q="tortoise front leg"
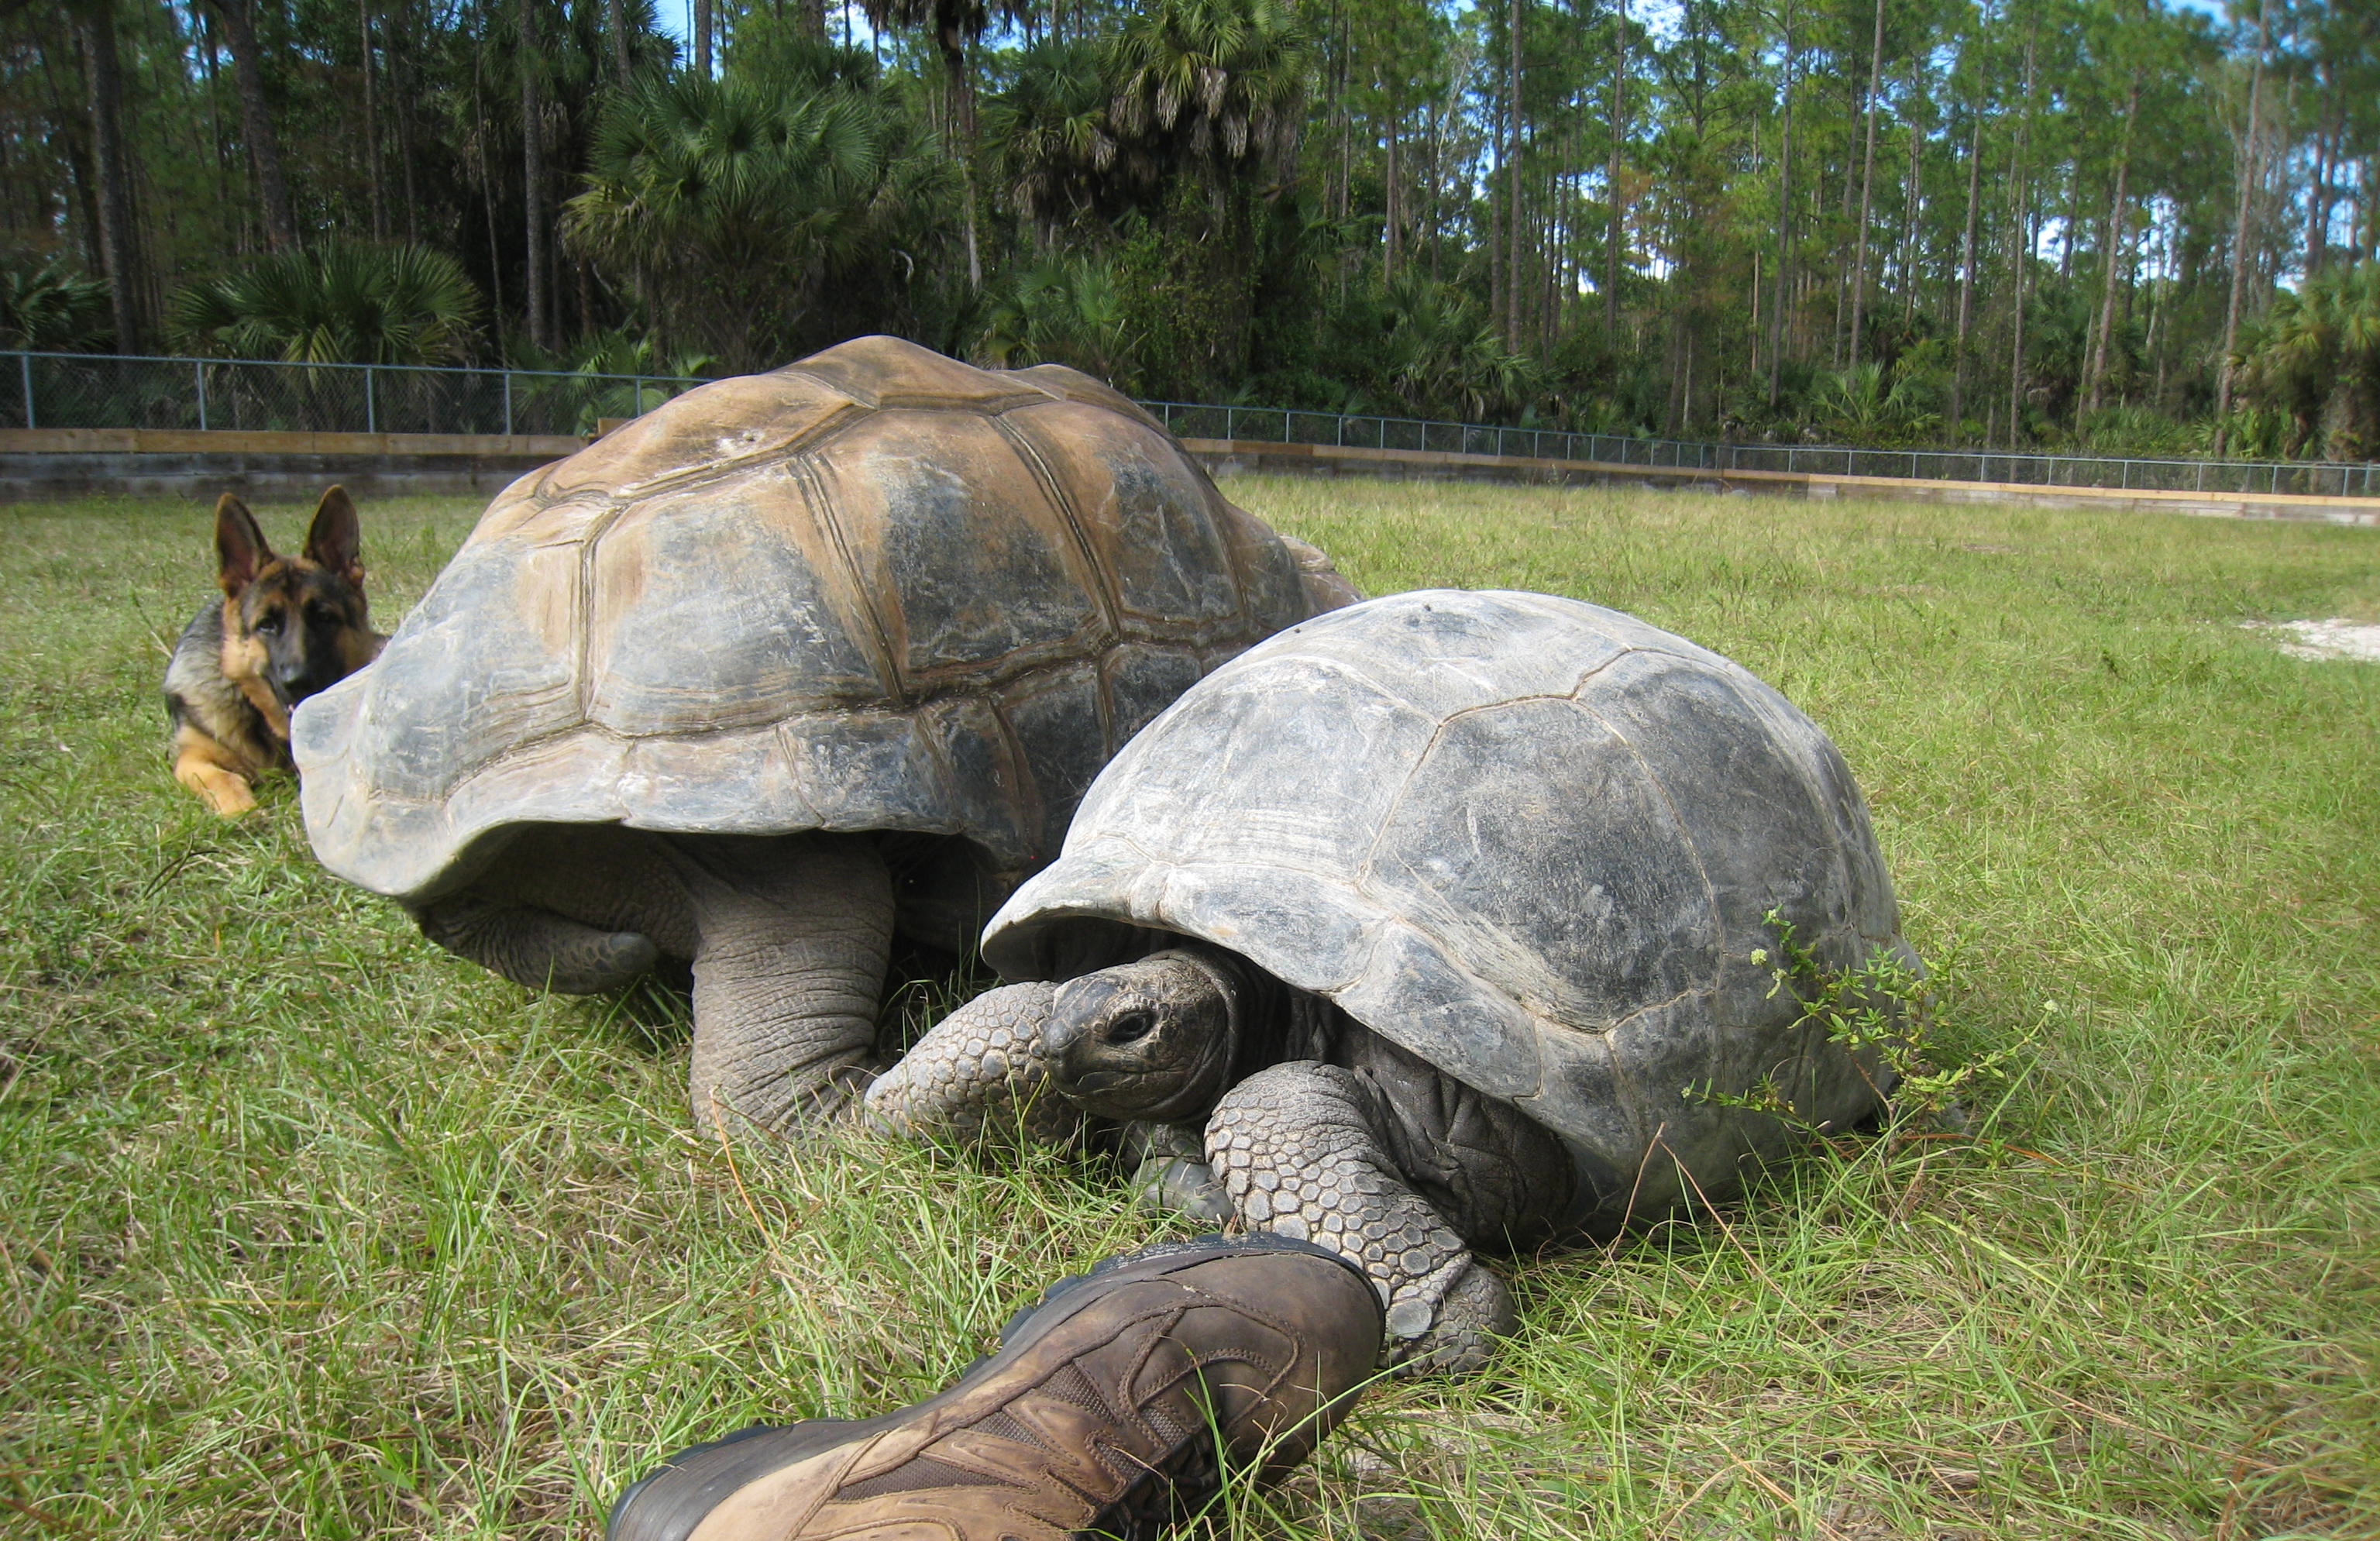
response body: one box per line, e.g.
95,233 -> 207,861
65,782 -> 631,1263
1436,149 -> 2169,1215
1116,1120 -> 1233,1223
1205,1060 -> 1549,1376
864,982 -> 1083,1147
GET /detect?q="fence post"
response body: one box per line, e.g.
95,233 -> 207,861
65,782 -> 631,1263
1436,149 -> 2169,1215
364,366 -> 377,433
194,360 -> 208,431
504,373 -> 515,436
19,353 -> 30,428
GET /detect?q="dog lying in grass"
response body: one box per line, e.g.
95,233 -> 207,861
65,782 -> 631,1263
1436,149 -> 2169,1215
166,487 -> 382,814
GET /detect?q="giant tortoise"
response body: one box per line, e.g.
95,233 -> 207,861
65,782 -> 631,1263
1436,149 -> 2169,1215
294,335 -> 1353,1133
868,589 -> 1913,1371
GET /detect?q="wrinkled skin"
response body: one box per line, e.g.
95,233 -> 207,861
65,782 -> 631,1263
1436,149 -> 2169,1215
418,826 -> 897,1133
868,944 -> 1577,1374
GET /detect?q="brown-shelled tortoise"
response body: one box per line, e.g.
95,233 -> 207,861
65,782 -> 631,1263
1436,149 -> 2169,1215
868,589 -> 1915,1373
294,335 -> 1357,1133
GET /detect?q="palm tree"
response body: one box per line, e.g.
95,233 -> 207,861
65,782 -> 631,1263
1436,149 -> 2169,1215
1104,0 -> 1310,201
1089,0 -> 1311,387
985,40 -> 1130,249
1810,363 -> 1941,445
170,243 -> 484,365
565,70 -> 950,370
1377,275 -> 1536,422
2231,263 -> 2380,461
971,254 -> 1140,385
0,262 -> 114,352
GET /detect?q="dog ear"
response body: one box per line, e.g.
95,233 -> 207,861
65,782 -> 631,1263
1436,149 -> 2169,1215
303,485 -> 365,586
215,494 -> 273,597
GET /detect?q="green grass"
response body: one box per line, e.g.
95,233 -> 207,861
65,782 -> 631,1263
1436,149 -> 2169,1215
2,481 -> 2375,1539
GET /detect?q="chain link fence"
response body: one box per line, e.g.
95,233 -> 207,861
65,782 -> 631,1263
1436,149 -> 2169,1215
2,351 -> 705,439
1144,401 -> 2380,500
5,350 -> 2374,500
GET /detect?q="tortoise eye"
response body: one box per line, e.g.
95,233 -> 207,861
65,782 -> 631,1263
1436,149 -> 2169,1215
1103,1011 -> 1154,1046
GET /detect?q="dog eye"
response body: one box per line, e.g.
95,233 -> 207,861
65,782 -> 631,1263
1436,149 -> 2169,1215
306,604 -> 339,625
254,614 -> 282,635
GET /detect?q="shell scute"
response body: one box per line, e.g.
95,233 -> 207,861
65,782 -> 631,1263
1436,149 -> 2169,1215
812,408 -> 1105,683
1364,694 -> 1714,1031
783,334 -> 1054,411
585,474 -> 882,735
1078,657 -> 1437,882
1004,404 -> 1243,631
1006,362 -> 1170,434
344,532 -> 582,803
1099,644 -> 1203,747
996,662 -> 1109,838
540,370 -> 863,501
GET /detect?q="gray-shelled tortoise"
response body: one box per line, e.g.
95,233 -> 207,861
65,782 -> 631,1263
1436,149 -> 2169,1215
294,335 -> 1353,1133
868,589 -> 1913,1372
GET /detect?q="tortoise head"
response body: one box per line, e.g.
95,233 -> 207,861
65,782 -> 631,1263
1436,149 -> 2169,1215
1041,950 -> 1240,1124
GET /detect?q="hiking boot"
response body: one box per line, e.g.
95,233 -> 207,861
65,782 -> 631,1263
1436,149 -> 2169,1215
606,1233 -> 1382,1541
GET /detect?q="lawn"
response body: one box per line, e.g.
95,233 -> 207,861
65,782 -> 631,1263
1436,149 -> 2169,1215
2,478 -> 2375,1539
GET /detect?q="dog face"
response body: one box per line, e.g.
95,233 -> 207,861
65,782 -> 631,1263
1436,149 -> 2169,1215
215,488 -> 377,718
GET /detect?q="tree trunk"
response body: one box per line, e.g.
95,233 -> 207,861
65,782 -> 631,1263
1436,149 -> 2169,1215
608,0 -> 630,84
2085,76 -> 2138,415
1604,0 -> 1625,333
74,0 -> 147,351
1899,103 -> 1921,322
2214,0 -> 2271,456
361,0 -> 386,241
194,4 -> 238,246
946,40 -> 981,292
1767,0 -> 1794,407
1507,0 -> 1524,353
2007,21 -> 2035,448
214,0 -> 296,249
473,57 -> 507,346
1948,110 -> 1981,435
2303,98 -> 2333,275
2059,166 -> 2079,280
521,0 -> 550,351
1848,0 -> 1885,369
694,0 -> 713,75
395,0 -> 419,243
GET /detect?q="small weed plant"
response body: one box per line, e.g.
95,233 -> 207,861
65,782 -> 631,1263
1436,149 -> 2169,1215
1711,909 -> 2029,1140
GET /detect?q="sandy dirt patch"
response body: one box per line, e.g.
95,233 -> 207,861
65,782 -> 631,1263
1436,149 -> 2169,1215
2240,618 -> 2380,662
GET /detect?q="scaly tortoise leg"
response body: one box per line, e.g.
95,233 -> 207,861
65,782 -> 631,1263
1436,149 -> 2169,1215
1203,1060 -> 1518,1376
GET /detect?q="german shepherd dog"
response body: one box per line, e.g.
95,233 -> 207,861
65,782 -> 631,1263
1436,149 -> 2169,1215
166,487 -> 382,814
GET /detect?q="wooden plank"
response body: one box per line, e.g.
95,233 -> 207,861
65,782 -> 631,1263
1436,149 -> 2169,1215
1178,438 -> 2380,518
0,427 -> 587,456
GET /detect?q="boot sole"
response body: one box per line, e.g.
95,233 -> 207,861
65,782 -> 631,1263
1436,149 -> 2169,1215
606,1232 -> 1367,1541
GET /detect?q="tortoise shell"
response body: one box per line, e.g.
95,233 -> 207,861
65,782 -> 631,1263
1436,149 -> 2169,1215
294,336 -> 1319,903
980,589 -> 1910,1226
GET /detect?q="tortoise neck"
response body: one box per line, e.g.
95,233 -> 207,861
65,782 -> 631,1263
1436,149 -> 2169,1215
1164,939 -> 1342,1085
